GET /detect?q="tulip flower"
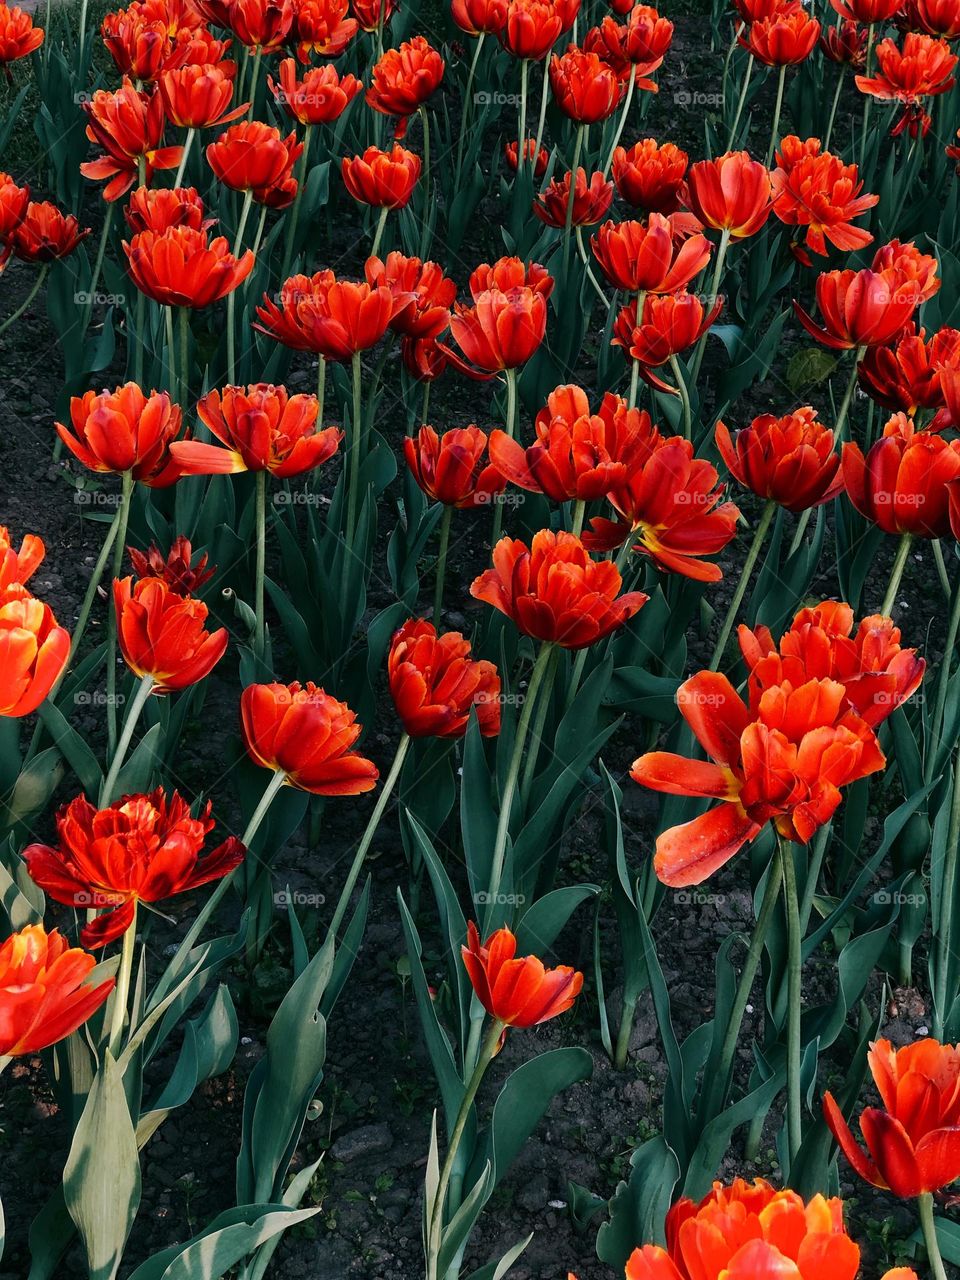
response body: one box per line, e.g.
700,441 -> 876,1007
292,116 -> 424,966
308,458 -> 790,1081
11,202 -> 89,262
240,681 -> 378,794
388,619 -> 501,737
917,0 -> 960,37
445,286 -> 547,376
365,35 -> 444,132
611,139 -> 688,212
206,120 -> 302,204
171,383 -> 340,478
684,150 -> 773,239
842,413 -> 960,538
856,33 -> 957,122
549,48 -> 624,123
625,1178 -> 861,1280
0,526 -> 43,592
129,536 -> 215,595
469,255 -> 553,298
613,291 -> 724,390
632,671 -> 883,885
874,238 -> 940,301
0,2 -> 43,63
471,529 -> 648,648
462,923 -> 583,1027
404,425 -> 504,508
504,138 -> 549,175
592,214 -> 711,293
0,586 -> 70,717
113,574 -> 228,692
270,57 -> 361,124
352,0 -> 398,31
0,924 -> 113,1058
583,436 -> 738,581
365,253 -> 456,339
739,600 -> 924,728
0,169 -> 28,246
80,79 -> 181,202
452,0 -> 508,34
772,135 -> 878,257
584,8 -> 673,76
794,267 -> 921,351
715,407 -> 843,511
158,64 -> 247,129
820,18 -> 867,68
341,144 -> 421,210
292,0 -> 357,55
56,384 -> 183,479
499,0 -> 564,59
227,0 -> 294,49
858,325 -> 960,415
743,2 -> 821,64
100,8 -> 170,82
533,168 -> 613,227
124,226 -> 254,308
402,334 -> 449,382
24,789 -> 244,948
254,270 -> 400,359
124,185 -> 211,234
830,0 -> 900,19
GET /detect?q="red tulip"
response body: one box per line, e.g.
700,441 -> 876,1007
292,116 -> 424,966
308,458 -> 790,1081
794,267 -> 921,351
613,292 -> 723,387
129,536 -> 215,595
10,201 -> 89,262
489,384 -> 659,501
365,253 -> 456,339
341,144 -> 421,209
270,57 -> 361,124
842,413 -> 960,537
171,383 -> 341,477
80,79 -> 181,202
240,681 -> 378,794
500,0 -> 564,59
916,0 -> 960,38
533,168 -> 613,227
227,0 -> 294,49
254,270 -> 402,359
856,32 -> 957,103
743,2 -> 821,65
124,185 -> 210,233
293,0 -> 358,56
388,619 -> 501,737
505,138 -> 549,175
0,586 -> 70,717
365,35 -> 444,130
772,135 -> 878,257
714,406 -> 843,511
158,64 -> 247,130
206,120 -> 302,203
124,226 -> 254,308
630,671 -> 883,885
549,48 -> 625,123
452,0 -> 508,35
57,384 -> 182,479
684,150 -> 773,238
583,436 -> 738,581
584,7 -> 673,75
592,213 -> 711,292
0,924 -> 113,1056
445,286 -> 547,374
404,425 -> 504,507
113,575 -> 228,691
0,2 -> 43,62
24,790 -> 244,948
824,1038 -> 960,1197
351,0 -> 398,31
101,7 -> 170,82
0,526 -> 44,592
830,0 -> 900,20
611,138 -> 688,212
873,238 -> 940,301
0,170 -> 29,245
858,324 -> 960,414
468,255 -> 553,299
470,529 -> 648,648
820,18 -> 867,67
461,922 -> 583,1026
739,600 -> 924,728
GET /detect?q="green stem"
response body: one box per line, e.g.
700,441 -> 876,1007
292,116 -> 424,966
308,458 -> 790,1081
371,204 -> 390,259
179,307 -> 189,410
518,646 -> 558,805
246,49 -> 261,120
491,368 -> 517,545
317,356 -> 326,424
531,57 -> 550,172
105,471 -> 135,753
100,673 -> 155,806
690,229 -> 730,383
709,500 -> 774,671
603,64 -> 637,175
328,734 -> 411,938
433,505 -> 452,627
83,205 -> 115,330
454,34 -> 484,183
425,1018 -> 504,1280
107,901 -> 138,1058
880,533 -> 912,617
0,266 -> 48,340
765,65 -> 787,168
726,54 -> 754,150
418,105 -> 431,259
345,349 -> 364,559
484,643 -> 554,921
516,59 -> 529,179
254,470 -> 267,659
831,346 -> 865,445
917,1192 -> 949,1280
933,740 -> 960,1039
930,573 -> 960,766
420,379 -> 430,429
561,123 -> 585,280
668,354 -> 692,440
165,305 -> 177,398
133,291 -> 145,385
859,25 -> 875,171
933,539 -> 951,600
174,128 -> 195,188
570,498 -> 586,537
227,189 -> 255,383
779,835 -> 803,1168
823,69 -> 844,152
575,227 -> 609,306
281,124 -> 311,280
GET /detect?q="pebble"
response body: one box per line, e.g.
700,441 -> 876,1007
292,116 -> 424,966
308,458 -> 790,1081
330,1122 -> 393,1162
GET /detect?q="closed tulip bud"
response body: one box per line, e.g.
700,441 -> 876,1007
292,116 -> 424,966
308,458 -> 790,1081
461,922 -> 583,1027
548,48 -> 625,123
743,3 -> 821,65
684,150 -> 773,238
124,185 -> 210,234
500,0 -> 564,59
446,286 -> 547,374
533,168 -> 613,227
452,0 -> 508,34
206,120 -> 303,202
240,681 -> 379,794
158,63 -> 247,129
504,138 -> 549,175
228,0 -> 294,49
352,0 -> 398,31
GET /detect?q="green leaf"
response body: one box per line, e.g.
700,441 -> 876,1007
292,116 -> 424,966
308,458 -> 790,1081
596,1137 -> 679,1268
125,1204 -> 322,1280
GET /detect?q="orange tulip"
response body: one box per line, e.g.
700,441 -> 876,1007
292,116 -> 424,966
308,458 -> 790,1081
341,144 -> 421,209
388,619 -> 501,738
468,255 -> 554,298
365,252 -> 456,339
129,535 -> 215,595
856,32 -> 957,103
873,238 -> 940,302
227,0 -> 294,49
739,600 -> 924,728
772,135 -> 878,257
504,137 -> 549,175
533,168 -> 613,227
0,170 -> 29,245
858,324 -> 960,415
365,35 -> 444,131
57,384 -> 182,479
270,57 -> 361,124
830,0 -> 900,20
11,201 -> 89,262
255,270 -> 402,359
630,672 -> 883,885
80,79 -> 181,202
743,2 -> 821,65
0,586 -> 70,717
824,1038 -> 960,1197
171,383 -> 341,477
100,7 -> 170,82
0,526 -> 44,592
240,681 -> 378,794
461,922 -> 583,1027
0,924 -> 113,1056
592,213 -> 711,292
684,150 -> 773,238
24,791 -> 244,948
499,0 -> 564,59
124,226 -> 254,307
794,266 -> 921,351
611,139 -> 688,212
470,529 -> 648,648
613,292 -> 723,388
293,0 -> 357,57
445,286 -> 547,374
206,120 -> 302,202
351,0 -> 398,31
714,406 -> 843,512
113,575 -> 228,691
842,413 -> 960,537
124,184 -> 210,233
584,8 -> 673,76
0,2 -> 42,63
583,435 -> 738,581
548,48 -> 625,123
158,63 -> 247,129
404,425 -> 505,508
452,0 -> 508,35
